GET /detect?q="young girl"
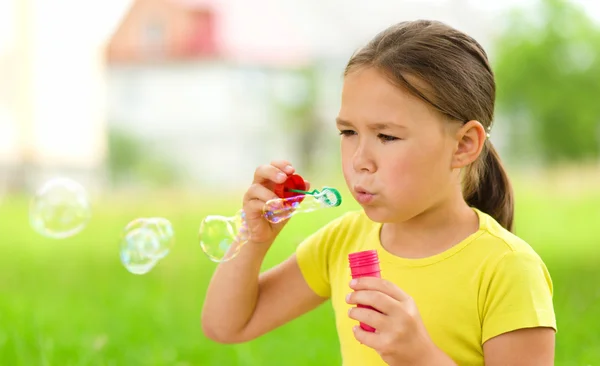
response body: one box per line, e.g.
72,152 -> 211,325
201,20 -> 556,365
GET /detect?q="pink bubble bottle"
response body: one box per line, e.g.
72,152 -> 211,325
348,250 -> 381,332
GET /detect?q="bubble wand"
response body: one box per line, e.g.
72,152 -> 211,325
199,174 -> 342,263
263,186 -> 342,223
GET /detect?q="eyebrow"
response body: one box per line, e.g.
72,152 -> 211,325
335,118 -> 407,130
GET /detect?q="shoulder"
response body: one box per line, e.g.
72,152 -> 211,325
471,208 -> 554,301
474,208 -> 546,263
473,209 -> 556,342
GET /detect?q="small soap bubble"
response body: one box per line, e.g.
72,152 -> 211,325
124,217 -> 174,259
119,227 -> 160,275
119,217 -> 174,275
199,210 -> 248,263
29,177 -> 92,239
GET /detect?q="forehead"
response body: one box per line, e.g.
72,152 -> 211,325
339,67 -> 443,128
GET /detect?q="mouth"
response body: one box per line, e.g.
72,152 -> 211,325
354,185 -> 376,204
354,185 -> 373,195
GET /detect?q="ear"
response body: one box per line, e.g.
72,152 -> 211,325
451,120 -> 487,169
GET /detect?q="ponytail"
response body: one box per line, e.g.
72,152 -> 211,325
463,141 -> 514,232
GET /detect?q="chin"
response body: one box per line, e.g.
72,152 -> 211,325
361,203 -> 421,224
361,206 -> 399,223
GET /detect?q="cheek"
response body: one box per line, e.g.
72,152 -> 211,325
340,141 -> 354,176
412,137 -> 450,170
383,155 -> 415,190
384,141 -> 449,191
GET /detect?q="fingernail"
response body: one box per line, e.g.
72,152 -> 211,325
345,293 -> 351,302
284,165 -> 294,173
349,279 -> 357,287
276,172 -> 287,181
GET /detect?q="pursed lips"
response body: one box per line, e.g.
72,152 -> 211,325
353,185 -> 376,204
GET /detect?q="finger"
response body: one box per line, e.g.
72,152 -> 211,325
244,199 -> 274,220
346,290 -> 396,315
253,164 -> 289,185
304,180 -> 311,191
244,183 -> 279,204
352,324 -> 380,348
244,185 -> 292,221
348,305 -> 387,332
270,160 -> 295,175
245,197 -> 292,228
350,277 -> 411,303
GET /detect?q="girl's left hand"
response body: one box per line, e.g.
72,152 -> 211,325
346,277 -> 454,366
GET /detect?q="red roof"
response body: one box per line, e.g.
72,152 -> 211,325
108,0 -> 310,66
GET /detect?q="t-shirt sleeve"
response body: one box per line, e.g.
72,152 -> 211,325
481,250 -> 557,343
295,214 -> 347,299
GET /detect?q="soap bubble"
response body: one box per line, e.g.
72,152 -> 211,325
124,217 -> 174,259
29,177 -> 92,239
120,217 -> 174,274
199,210 -> 249,263
119,227 -> 160,275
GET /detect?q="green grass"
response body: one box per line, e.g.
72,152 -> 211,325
0,176 -> 599,365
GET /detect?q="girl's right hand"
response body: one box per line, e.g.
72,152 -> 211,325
242,160 -> 304,246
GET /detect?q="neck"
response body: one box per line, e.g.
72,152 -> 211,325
380,195 -> 480,259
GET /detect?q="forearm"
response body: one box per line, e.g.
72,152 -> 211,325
422,346 -> 457,366
386,343 -> 457,366
201,241 -> 270,342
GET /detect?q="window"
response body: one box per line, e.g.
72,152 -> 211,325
141,18 -> 166,58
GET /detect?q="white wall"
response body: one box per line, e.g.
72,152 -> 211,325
106,62 -> 303,189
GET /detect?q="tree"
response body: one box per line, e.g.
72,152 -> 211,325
493,0 -> 600,164
272,64 -> 323,174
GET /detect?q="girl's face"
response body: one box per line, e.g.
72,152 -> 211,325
337,67 -> 460,223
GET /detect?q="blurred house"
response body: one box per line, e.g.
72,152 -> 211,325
105,0 -> 328,190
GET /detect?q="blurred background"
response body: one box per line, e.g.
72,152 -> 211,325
1,0 -> 599,364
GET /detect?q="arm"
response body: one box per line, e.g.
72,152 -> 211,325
483,327 -> 555,365
481,250 -> 557,365
395,327 -> 555,366
201,248 -> 327,344
202,160 -> 328,343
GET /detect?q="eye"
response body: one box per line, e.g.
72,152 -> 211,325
378,133 -> 399,142
338,130 -> 356,137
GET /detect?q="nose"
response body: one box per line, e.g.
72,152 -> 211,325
352,140 -> 376,173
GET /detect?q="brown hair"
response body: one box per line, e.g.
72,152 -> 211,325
344,20 -> 514,232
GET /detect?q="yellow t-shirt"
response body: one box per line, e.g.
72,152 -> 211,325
296,208 -> 556,366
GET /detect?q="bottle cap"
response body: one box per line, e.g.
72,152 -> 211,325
348,250 -> 380,278
273,174 -> 306,205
